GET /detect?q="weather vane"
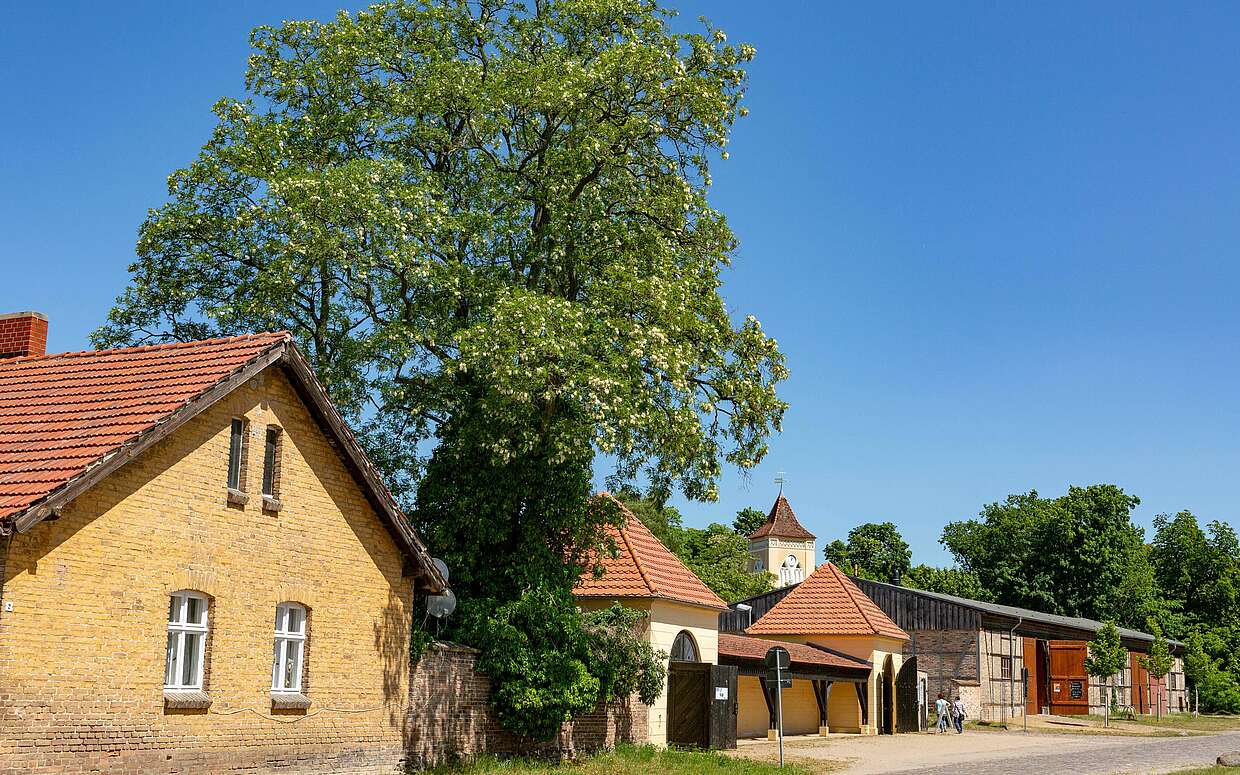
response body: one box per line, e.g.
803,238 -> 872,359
775,471 -> 786,495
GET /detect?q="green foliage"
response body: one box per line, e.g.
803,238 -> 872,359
94,0 -> 787,506
732,506 -> 767,537
420,743 -> 812,774
1184,629 -> 1240,713
615,486 -> 685,555
941,485 -> 1145,622
1085,621 -> 1128,681
1139,618 -> 1173,681
678,523 -> 772,602
581,604 -> 668,707
459,589 -> 665,740
98,0 -> 789,741
824,522 -> 912,583
903,564 -> 992,601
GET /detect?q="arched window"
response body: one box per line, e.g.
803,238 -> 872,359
165,591 -> 209,690
272,603 -> 307,693
670,630 -> 699,662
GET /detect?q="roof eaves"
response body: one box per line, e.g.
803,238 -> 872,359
8,338 -> 289,534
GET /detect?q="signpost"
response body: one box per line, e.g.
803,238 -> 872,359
764,646 -> 790,768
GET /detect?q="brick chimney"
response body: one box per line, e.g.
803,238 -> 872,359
0,312 -> 49,359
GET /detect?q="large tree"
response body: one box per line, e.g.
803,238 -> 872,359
941,485 -> 1145,622
824,521 -> 912,583
96,0 -> 787,739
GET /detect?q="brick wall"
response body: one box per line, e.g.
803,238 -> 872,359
0,368 -> 413,775
908,629 -> 979,705
0,311 -> 48,359
404,642 -> 648,769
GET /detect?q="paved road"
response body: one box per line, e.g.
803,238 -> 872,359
736,730 -> 1240,775
896,731 -> 1240,775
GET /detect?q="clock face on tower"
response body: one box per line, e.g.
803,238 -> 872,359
784,554 -> 799,568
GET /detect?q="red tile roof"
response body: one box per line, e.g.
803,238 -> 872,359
576,495 -> 728,610
749,494 -> 816,541
0,333 -> 289,521
717,632 -> 871,672
746,562 -> 908,639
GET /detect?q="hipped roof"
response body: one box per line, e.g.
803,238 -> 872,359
748,493 -> 816,541
747,562 -> 908,639
576,494 -> 729,611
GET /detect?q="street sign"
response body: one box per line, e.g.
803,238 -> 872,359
764,646 -> 789,768
763,646 -> 790,670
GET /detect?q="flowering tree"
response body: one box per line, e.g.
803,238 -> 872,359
96,0 -> 786,739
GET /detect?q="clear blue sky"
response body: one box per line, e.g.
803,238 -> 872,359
3,2 -> 1238,564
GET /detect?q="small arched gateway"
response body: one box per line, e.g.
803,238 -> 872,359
576,496 -> 737,749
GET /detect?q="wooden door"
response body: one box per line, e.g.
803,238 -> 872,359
1023,638 -> 1039,716
1047,641 -> 1088,715
667,662 -> 709,748
708,664 -> 738,749
896,656 -> 921,733
1131,652 -> 1149,714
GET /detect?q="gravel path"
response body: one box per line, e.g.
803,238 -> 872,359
735,730 -> 1240,775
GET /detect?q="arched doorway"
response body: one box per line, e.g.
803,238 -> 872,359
671,630 -> 699,662
667,630 -> 709,748
879,655 -> 895,734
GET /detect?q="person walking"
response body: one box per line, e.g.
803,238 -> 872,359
951,696 -> 966,734
935,693 -> 949,733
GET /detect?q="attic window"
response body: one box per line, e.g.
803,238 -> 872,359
261,426 -> 282,504
227,419 -> 247,491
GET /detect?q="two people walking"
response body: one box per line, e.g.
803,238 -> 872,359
935,693 -> 966,733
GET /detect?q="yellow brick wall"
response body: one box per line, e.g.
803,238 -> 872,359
0,367 -> 413,775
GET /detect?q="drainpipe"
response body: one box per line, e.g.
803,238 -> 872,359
1006,617 -> 1022,727
0,522 -> 11,627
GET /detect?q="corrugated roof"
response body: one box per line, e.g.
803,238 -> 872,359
853,577 -> 1184,649
576,495 -> 729,610
718,632 -> 871,672
749,494 -> 816,541
747,562 -> 908,639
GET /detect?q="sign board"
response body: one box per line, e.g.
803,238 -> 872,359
1070,681 -> 1084,700
764,646 -> 790,670
765,670 -> 793,689
714,687 -> 729,701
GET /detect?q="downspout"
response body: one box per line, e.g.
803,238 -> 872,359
0,521 -> 11,627
1007,617 -> 1022,726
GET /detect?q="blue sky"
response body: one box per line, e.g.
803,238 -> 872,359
3,2 -> 1238,564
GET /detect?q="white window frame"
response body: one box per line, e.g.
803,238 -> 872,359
272,603 -> 307,693
165,591 -> 209,691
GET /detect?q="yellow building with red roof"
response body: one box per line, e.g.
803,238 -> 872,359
747,493 -> 817,587
576,495 -> 729,747
738,560 -> 910,735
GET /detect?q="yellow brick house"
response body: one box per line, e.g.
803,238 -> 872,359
0,315 -> 446,775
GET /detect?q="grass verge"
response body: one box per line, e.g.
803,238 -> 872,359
422,744 -> 817,774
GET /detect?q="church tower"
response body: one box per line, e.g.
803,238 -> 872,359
747,493 -> 817,587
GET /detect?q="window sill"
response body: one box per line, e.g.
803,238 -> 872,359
261,495 -> 282,513
227,488 -> 249,506
164,690 -> 212,709
270,692 -> 311,709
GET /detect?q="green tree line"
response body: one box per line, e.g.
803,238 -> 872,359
829,485 -> 1240,713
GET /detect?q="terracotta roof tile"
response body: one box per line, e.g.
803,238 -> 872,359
746,562 -> 908,639
0,333 -> 289,521
749,494 -> 816,541
576,495 -> 728,611
717,632 -> 871,672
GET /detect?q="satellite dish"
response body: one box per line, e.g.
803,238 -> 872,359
432,557 -> 450,583
426,589 -> 457,619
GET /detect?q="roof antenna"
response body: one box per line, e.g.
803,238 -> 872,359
775,472 -> 786,496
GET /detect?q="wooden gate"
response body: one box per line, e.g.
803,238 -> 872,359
708,664 -> 738,749
667,662 -> 710,748
1047,641 -> 1088,715
896,655 -> 922,732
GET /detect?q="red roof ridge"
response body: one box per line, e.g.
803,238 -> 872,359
0,332 -> 291,365
828,562 -> 885,635
601,493 -> 657,596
